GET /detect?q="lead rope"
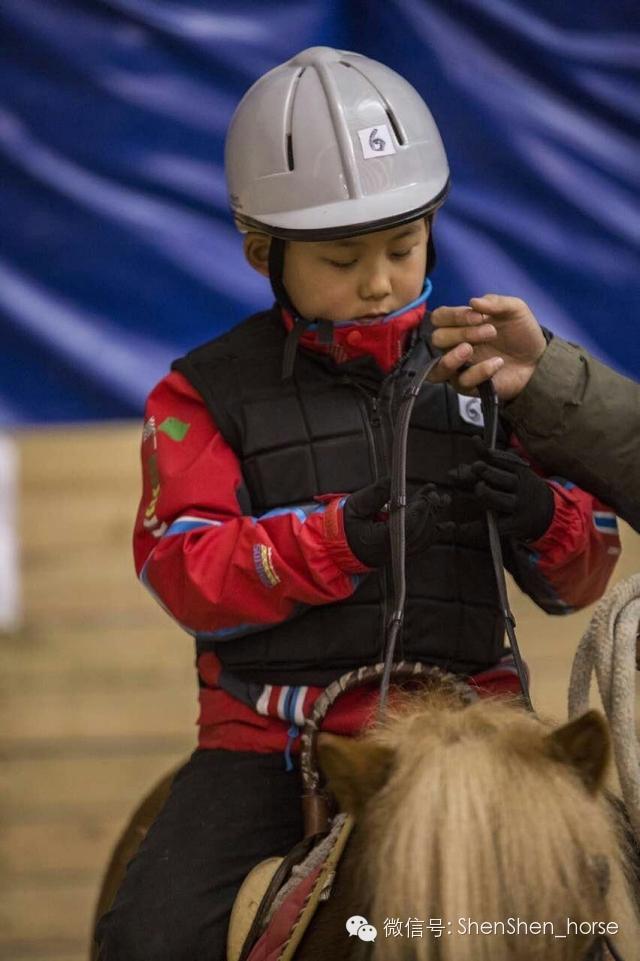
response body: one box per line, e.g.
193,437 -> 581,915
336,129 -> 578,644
568,573 -> 640,845
378,338 -> 533,717
568,576 -> 640,961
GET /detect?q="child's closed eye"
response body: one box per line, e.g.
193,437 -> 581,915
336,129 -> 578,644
326,259 -> 357,269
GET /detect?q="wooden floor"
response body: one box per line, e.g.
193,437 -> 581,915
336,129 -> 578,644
1,423 -> 638,961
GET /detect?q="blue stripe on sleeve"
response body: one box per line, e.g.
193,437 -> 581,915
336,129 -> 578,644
257,502 -> 325,524
164,517 -> 222,536
163,503 -> 334,537
549,477 -> 576,491
593,512 -> 618,532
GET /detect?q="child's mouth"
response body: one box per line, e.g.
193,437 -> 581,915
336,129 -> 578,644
352,313 -> 388,323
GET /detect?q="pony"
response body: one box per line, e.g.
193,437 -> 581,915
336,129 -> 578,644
291,690 -> 639,961
91,690 -> 639,961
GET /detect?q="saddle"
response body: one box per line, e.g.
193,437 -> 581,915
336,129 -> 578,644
228,664 -> 474,961
227,814 -> 354,961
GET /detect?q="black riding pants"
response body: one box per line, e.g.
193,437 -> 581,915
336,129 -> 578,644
95,748 -> 304,961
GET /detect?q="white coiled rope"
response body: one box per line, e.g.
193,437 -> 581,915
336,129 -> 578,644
568,573 -> 640,844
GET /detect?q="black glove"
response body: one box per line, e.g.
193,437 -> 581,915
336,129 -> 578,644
344,477 -> 449,568
440,436 -> 555,546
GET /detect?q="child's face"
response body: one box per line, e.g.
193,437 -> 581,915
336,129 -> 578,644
246,218 -> 429,323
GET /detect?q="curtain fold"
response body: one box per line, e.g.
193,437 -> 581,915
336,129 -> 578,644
1,0 -> 637,423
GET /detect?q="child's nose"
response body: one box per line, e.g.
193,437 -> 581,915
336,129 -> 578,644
359,265 -> 392,300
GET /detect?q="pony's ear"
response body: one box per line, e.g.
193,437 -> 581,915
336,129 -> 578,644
544,710 -> 610,793
317,734 -> 393,820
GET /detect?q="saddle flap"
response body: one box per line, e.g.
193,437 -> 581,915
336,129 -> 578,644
227,857 -> 284,961
242,815 -> 354,961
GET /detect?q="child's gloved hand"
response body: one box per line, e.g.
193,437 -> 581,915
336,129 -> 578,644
440,436 -> 554,545
343,478 -> 450,568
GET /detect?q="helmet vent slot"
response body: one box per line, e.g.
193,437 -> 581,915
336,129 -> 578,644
285,67 -> 306,171
385,109 -> 405,146
339,61 -> 407,146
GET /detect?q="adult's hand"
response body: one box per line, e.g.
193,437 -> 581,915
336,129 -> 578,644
428,294 -> 547,400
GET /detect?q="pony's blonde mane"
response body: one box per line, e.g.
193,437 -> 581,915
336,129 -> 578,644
359,693 -> 639,961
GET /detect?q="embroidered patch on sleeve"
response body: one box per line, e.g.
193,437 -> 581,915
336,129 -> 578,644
158,417 -> 191,441
141,417 -> 167,537
142,416 -> 157,445
252,543 -> 281,588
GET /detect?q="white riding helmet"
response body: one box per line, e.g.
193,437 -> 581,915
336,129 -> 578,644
225,46 -> 450,240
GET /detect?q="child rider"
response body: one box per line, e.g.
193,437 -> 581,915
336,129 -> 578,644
96,47 -> 621,961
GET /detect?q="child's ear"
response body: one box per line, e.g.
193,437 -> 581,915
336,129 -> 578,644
244,232 -> 271,277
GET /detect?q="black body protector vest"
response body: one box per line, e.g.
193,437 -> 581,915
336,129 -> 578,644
173,308 -> 509,687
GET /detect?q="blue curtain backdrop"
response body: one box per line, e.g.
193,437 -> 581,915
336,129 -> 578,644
1,0 -> 638,424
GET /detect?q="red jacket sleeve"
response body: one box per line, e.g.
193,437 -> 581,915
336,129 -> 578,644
505,437 -> 621,612
134,371 -> 368,639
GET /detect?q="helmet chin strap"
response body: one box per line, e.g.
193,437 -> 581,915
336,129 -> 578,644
271,225 -> 437,381
267,236 -> 299,321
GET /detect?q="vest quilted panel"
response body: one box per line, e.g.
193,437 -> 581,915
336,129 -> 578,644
173,309 -> 508,683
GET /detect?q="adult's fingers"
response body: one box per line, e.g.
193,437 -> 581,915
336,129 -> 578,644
431,305 -> 488,328
450,358 -> 505,393
426,343 -> 471,384
427,344 -> 504,388
468,293 -> 529,319
431,322 -> 498,351
431,303 -> 500,350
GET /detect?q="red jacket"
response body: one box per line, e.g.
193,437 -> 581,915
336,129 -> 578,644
134,305 -> 621,754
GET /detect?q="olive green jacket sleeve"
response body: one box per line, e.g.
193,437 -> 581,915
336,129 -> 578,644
502,336 -> 640,532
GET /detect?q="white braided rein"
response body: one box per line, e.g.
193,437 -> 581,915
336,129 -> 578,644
568,573 -> 640,844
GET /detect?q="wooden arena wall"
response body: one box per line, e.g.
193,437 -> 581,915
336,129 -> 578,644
1,424 -> 638,960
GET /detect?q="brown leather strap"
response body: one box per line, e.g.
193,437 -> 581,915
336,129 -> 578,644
299,662 -> 475,837
238,833 -> 324,961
